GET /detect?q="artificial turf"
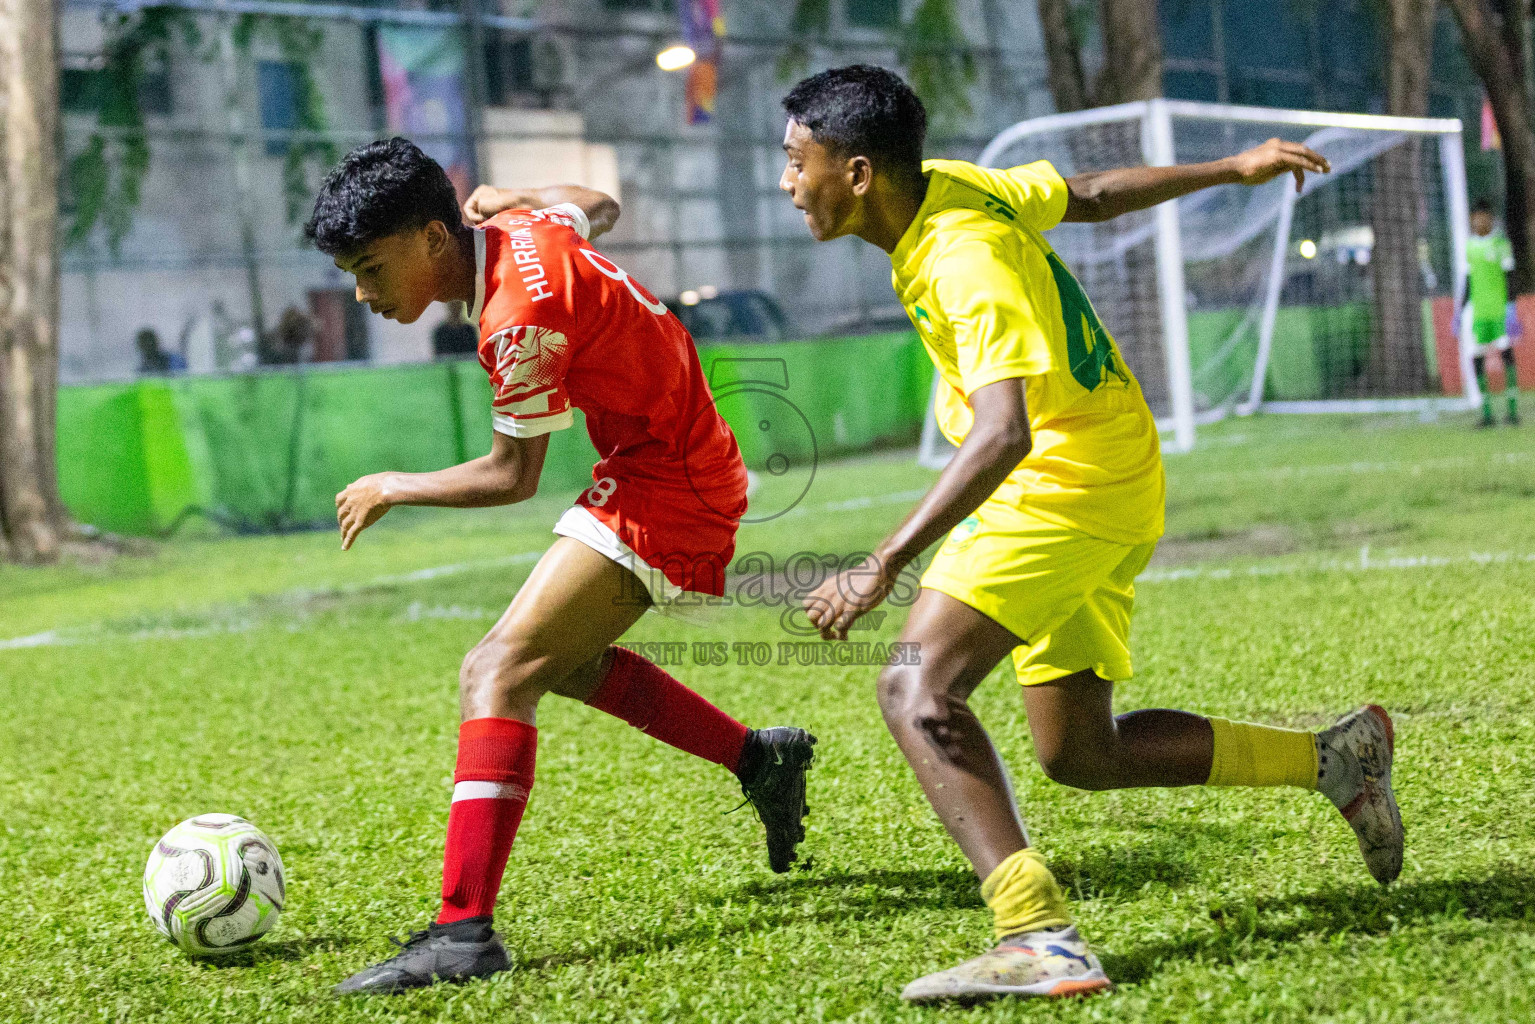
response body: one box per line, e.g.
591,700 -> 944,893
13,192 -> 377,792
1,412 -> 1532,1022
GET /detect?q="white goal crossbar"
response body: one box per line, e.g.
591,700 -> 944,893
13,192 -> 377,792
919,99 -> 1470,467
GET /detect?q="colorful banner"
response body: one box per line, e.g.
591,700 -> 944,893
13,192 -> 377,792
376,26 -> 473,197
678,0 -> 723,124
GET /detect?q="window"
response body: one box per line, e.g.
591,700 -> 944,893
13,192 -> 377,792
61,68 -> 105,114
484,35 -> 536,106
61,64 -> 173,118
846,0 -> 900,30
257,60 -> 305,157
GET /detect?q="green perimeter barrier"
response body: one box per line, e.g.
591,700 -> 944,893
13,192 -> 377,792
1185,301 -> 1439,405
57,331 -> 930,536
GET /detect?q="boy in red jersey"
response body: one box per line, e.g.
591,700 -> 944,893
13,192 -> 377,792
305,138 -> 816,994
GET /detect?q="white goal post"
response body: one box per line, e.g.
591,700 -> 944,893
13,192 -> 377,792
919,99 -> 1470,467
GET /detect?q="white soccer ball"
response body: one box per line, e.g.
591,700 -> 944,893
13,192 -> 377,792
143,813 -> 286,956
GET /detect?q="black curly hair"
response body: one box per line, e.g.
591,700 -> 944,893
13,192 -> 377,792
782,65 -> 926,183
304,137 -> 464,256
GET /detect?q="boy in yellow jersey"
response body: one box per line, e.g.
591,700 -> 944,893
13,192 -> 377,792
780,66 -> 1404,1004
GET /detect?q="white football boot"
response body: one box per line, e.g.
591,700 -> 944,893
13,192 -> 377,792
900,925 -> 1112,1004
1316,704 -> 1403,885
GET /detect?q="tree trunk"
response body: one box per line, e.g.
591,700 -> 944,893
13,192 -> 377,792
1031,0 -> 1168,410
0,0 -> 66,563
1096,0 -> 1164,104
1034,0 -> 1162,112
1091,1 -> 1165,404
1496,0 -> 1533,295
1367,0 -> 1435,395
1448,0 -> 1535,296
1034,0 -> 1090,113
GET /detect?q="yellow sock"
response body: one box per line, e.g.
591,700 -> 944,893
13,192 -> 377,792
981,848 -> 1073,941
1206,717 -> 1319,789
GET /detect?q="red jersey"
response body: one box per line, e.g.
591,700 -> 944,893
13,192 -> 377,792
470,203 -> 748,523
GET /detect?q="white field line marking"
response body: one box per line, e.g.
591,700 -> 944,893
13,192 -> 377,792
15,472 -> 1522,652
399,601 -> 499,622
0,551 -> 546,651
1142,546 -> 1535,584
1174,450 -> 1532,486
814,488 -> 930,513
0,630 -> 67,650
365,550 -> 543,586
3,482 -> 929,651
7,540 -> 1531,650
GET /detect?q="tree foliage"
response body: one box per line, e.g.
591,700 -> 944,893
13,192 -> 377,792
779,0 -> 978,127
64,8 -> 194,253
231,13 -> 339,226
64,8 -> 337,255
897,0 -> 977,125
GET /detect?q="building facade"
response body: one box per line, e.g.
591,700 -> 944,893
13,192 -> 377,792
58,0 -> 1485,384
58,0 -> 1053,382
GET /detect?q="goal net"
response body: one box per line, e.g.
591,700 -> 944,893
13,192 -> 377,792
919,99 -> 1471,466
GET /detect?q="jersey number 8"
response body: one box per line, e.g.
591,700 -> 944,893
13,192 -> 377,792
581,250 -> 668,316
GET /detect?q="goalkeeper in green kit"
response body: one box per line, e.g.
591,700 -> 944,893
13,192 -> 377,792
1460,197 -> 1521,427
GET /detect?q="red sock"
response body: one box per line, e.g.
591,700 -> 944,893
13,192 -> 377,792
437,717 -> 537,925
586,646 -> 749,773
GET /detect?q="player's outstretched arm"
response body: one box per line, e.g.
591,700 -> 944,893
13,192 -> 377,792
462,184 -> 621,239
1062,138 -> 1330,223
804,378 -> 1031,640
334,431 -> 549,550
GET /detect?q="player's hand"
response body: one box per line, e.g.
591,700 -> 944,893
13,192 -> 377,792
335,474 -> 394,550
463,185 -> 519,226
1228,138 -> 1331,192
803,554 -> 899,641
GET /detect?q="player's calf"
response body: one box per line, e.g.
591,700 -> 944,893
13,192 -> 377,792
1021,674 -> 1215,791
1032,743 -> 1119,792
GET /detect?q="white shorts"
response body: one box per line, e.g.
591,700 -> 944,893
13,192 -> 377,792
552,505 -> 682,606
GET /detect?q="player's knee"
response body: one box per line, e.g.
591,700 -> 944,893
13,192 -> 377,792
458,643 -> 498,703
877,664 -> 963,734
458,637 -> 540,706
876,664 -> 923,720
1034,742 -> 1113,791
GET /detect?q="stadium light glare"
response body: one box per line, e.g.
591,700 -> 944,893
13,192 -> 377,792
698,284 -> 719,299
656,45 -> 696,71
1299,239 -> 1318,259
680,289 -> 701,306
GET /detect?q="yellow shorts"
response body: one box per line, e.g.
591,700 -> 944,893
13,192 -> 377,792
920,499 -> 1157,686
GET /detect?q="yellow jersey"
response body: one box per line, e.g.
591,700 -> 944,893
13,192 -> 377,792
890,158 -> 1165,545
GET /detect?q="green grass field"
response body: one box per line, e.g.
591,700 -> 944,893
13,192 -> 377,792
2,412 -> 1533,1023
